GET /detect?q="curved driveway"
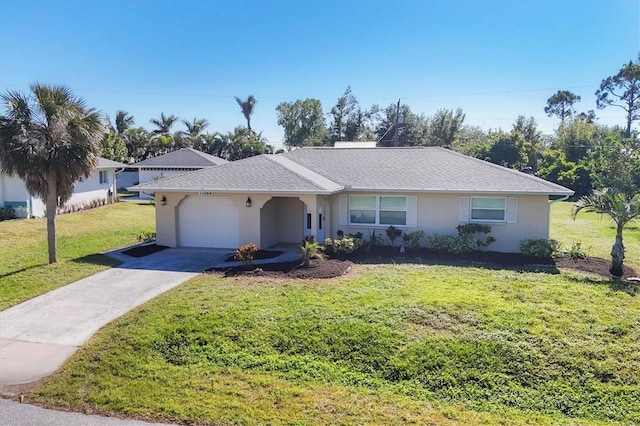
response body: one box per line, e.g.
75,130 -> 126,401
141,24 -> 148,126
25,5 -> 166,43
0,247 -> 230,386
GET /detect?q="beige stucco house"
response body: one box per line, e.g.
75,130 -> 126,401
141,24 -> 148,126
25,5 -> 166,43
131,147 -> 574,253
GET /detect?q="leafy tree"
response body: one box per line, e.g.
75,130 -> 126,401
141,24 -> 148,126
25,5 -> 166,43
587,132 -> 640,195
199,132 -> 228,157
329,86 -> 370,142
537,150 -> 591,198
150,112 -> 178,135
427,108 -> 465,146
512,115 -> 543,170
235,95 -> 257,132
375,102 -> 429,146
544,90 -> 581,125
553,118 -> 598,163
222,126 -> 272,160
0,84 -> 105,263
572,188 -> 640,278
451,125 -> 490,157
479,131 -> 527,169
596,54 -> 640,137
101,133 -> 128,163
276,99 -> 328,148
124,127 -> 154,162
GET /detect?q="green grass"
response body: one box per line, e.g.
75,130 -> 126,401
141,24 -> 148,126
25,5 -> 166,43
0,201 -> 155,310
32,265 -> 639,425
550,201 -> 639,270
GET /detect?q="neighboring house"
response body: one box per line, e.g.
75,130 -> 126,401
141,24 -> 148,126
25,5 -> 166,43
131,147 -> 574,253
0,157 -> 126,218
130,148 -> 228,193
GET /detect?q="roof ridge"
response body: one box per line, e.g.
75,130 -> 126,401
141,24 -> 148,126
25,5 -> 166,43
264,154 -> 343,192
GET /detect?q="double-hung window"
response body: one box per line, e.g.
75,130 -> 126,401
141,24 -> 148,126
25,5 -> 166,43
349,195 -> 407,226
470,197 -> 506,222
99,171 -> 108,184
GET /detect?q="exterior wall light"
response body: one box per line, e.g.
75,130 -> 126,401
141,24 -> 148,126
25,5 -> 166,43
161,195 -> 167,206
246,197 -> 252,207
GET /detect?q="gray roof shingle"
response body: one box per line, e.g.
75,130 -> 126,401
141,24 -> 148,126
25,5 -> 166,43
131,154 -> 335,193
283,147 -> 573,195
131,147 -> 573,196
97,157 -> 128,169
131,148 -> 228,168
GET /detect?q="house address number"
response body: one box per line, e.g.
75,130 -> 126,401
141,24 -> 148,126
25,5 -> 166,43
198,192 -> 215,196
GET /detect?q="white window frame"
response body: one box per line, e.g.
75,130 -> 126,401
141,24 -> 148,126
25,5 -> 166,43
470,196 -> 507,223
99,171 -> 108,184
348,195 -> 408,227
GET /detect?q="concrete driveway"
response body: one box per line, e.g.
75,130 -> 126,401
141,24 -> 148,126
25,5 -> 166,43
0,247 -> 230,387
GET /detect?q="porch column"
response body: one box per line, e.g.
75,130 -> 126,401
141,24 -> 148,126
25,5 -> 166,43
299,194 -> 318,240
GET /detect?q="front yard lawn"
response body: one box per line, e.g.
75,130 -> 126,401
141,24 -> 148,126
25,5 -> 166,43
31,265 -> 640,425
0,201 -> 155,310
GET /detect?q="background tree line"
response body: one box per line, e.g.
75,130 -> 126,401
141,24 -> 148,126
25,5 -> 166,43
99,54 -> 639,199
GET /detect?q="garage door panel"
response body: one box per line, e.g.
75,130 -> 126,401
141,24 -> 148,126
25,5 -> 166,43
178,196 -> 239,248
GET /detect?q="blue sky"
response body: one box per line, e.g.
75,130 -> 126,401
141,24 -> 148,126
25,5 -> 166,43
1,0 -> 638,147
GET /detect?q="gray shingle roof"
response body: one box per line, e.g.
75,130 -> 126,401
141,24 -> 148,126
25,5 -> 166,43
283,147 -> 573,195
131,148 -> 228,168
97,157 -> 128,169
131,155 -> 336,193
131,147 -> 573,196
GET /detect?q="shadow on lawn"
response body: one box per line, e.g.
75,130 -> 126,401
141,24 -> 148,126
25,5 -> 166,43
0,254 -> 119,279
564,274 -> 639,296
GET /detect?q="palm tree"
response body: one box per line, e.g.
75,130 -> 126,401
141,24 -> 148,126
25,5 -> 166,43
234,95 -> 257,132
0,84 -> 104,263
572,188 -> 640,278
115,110 -> 135,135
182,117 -> 209,137
150,112 -> 178,135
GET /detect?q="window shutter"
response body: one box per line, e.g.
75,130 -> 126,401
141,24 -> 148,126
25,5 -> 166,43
459,196 -> 470,222
507,197 -> 518,223
406,196 -> 418,227
339,194 -> 348,226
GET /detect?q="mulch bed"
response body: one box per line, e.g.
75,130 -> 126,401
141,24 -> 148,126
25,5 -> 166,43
121,244 -> 168,257
224,250 -> 283,262
209,246 -> 638,280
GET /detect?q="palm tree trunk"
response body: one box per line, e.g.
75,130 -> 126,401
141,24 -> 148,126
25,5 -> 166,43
46,175 -> 58,264
610,223 -> 625,278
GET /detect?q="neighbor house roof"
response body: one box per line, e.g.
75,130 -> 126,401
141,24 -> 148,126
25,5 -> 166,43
131,148 -> 228,168
131,147 -> 573,196
97,157 -> 128,169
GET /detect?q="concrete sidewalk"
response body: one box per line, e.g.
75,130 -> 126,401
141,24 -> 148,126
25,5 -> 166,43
0,248 -> 229,387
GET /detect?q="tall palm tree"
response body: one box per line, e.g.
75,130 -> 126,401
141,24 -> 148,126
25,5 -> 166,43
0,84 -> 104,263
115,110 -> 135,135
150,112 -> 178,135
182,117 -> 209,137
235,95 -> 257,132
572,188 -> 640,278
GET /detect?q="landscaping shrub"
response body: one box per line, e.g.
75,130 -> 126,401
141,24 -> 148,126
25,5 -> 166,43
427,224 -> 496,254
519,239 -> 560,258
235,243 -> 259,267
324,236 -> 361,255
300,240 -> 323,267
0,207 -> 16,221
559,241 -> 589,260
402,230 -> 425,249
427,234 -> 478,254
386,225 -> 402,245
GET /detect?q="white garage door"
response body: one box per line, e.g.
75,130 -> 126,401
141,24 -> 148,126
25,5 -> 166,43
178,196 -> 239,248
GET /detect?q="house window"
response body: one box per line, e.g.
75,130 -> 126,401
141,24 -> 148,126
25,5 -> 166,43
99,171 -> 108,184
470,197 -> 506,222
349,195 -> 407,226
